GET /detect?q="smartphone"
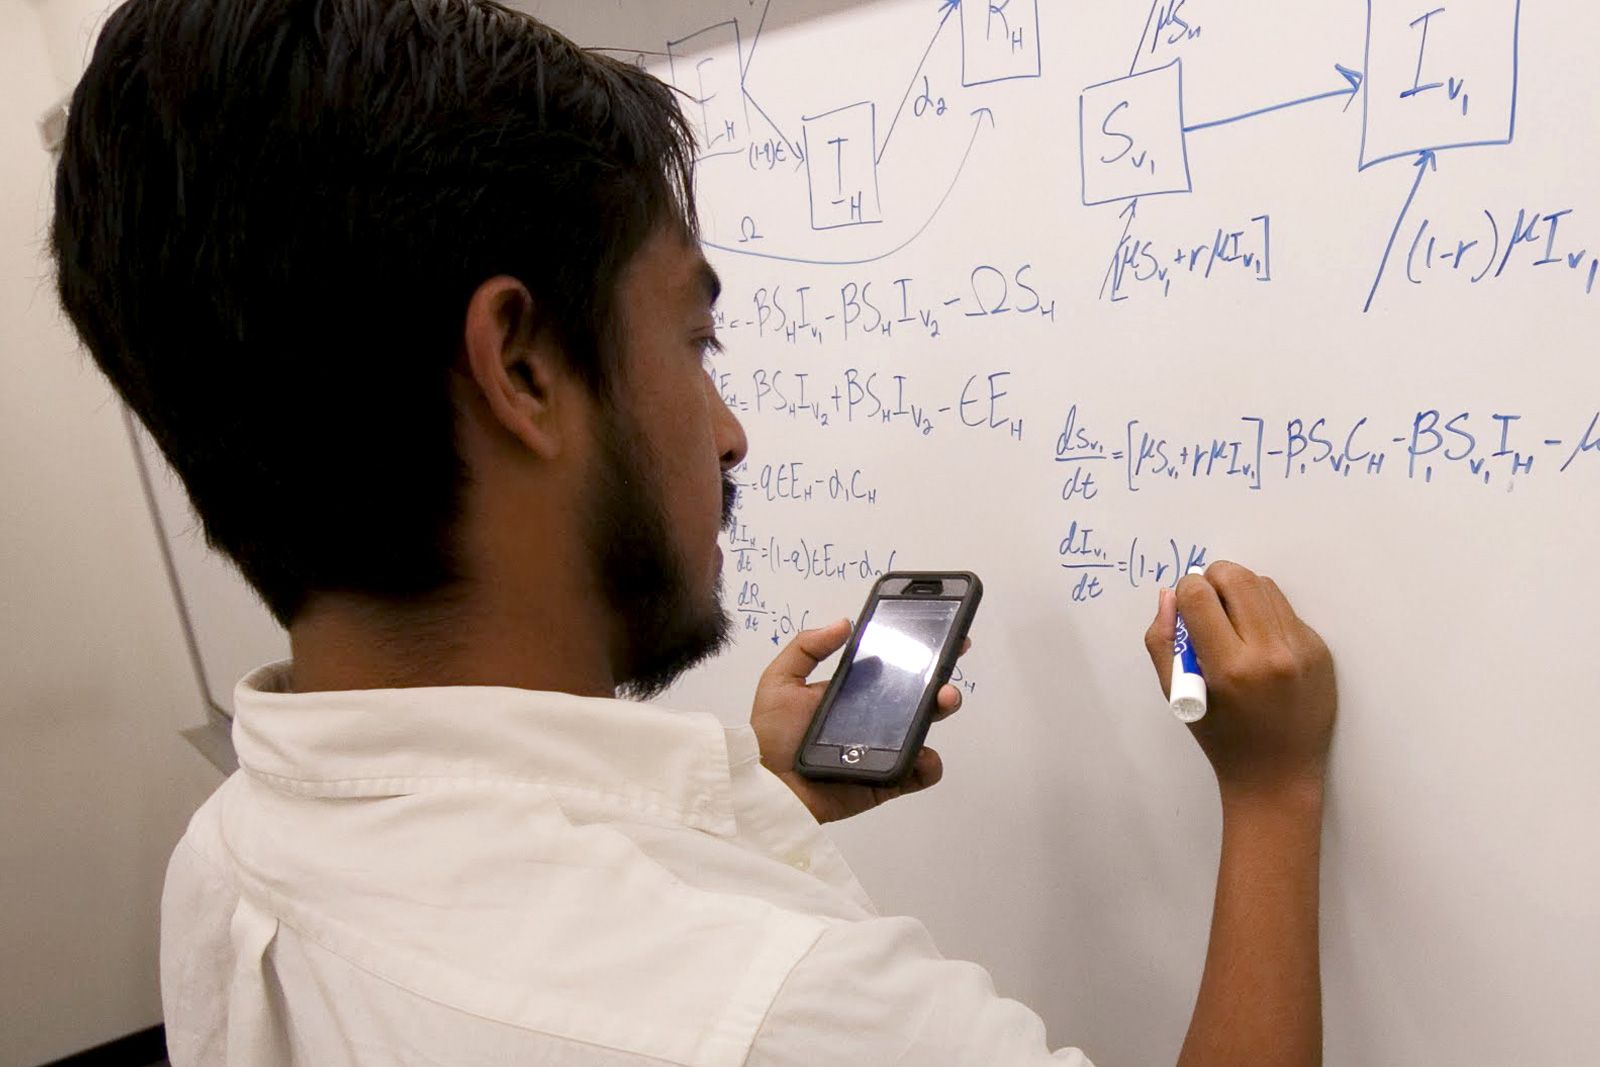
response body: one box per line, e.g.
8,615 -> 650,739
794,572 -> 982,784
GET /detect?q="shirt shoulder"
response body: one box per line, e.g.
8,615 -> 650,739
161,782 -> 241,1067
748,913 -> 1096,1067
193,773 -> 827,1067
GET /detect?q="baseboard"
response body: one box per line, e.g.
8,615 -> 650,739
36,1025 -> 166,1067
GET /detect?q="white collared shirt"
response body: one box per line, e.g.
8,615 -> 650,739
161,663 -> 1092,1066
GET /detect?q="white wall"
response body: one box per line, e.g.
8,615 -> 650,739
30,0 -> 121,92
0,2 -> 223,1063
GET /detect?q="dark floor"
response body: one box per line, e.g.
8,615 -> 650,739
35,1025 -> 167,1067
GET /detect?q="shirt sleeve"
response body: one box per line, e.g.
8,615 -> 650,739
744,913 -> 1094,1067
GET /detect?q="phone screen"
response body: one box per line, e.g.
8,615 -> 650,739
815,597 -> 961,751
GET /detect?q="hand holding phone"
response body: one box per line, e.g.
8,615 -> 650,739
749,616 -> 967,824
795,572 -> 982,785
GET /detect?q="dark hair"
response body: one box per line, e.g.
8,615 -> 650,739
52,0 -> 697,626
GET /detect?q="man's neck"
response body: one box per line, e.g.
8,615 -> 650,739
287,589 -> 617,697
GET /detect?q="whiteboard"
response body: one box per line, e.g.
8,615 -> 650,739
145,1 -> 1599,1063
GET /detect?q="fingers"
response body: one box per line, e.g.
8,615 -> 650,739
1144,586 -> 1179,694
904,746 -> 944,792
1259,575 -> 1301,637
1261,575 -> 1334,671
1174,566 -> 1246,670
759,617 -> 851,687
1206,560 -> 1287,645
931,638 -> 973,720
1162,565 -> 1338,790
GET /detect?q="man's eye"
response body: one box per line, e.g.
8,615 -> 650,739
696,335 -> 725,360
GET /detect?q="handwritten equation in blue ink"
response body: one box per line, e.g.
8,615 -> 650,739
1101,209 -> 1272,302
711,365 -> 1026,442
1405,206 -> 1600,296
1055,402 -> 1600,492
733,459 -> 880,506
724,518 -> 899,584
712,264 -> 1057,346
732,578 -> 814,645
1058,519 -> 1210,604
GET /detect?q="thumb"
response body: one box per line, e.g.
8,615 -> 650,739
760,617 -> 852,688
1143,587 -> 1177,696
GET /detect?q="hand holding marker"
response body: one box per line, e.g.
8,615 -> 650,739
1169,566 -> 1208,722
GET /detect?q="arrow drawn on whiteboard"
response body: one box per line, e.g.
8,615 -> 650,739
876,0 -> 961,165
704,107 -> 996,267
1363,149 -> 1438,313
1183,64 -> 1363,133
741,0 -> 805,160
1097,197 -> 1140,301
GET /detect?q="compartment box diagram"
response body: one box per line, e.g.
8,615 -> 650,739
803,102 -> 884,230
1079,61 -> 1192,206
667,20 -> 748,159
1360,0 -> 1520,168
961,0 -> 1042,86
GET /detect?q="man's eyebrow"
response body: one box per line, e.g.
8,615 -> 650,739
698,259 -> 722,308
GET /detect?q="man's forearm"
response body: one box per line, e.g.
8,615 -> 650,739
1177,780 -> 1326,1067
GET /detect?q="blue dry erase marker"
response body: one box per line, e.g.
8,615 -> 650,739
1169,566 -> 1207,723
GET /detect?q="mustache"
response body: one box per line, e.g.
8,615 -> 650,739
721,472 -> 738,531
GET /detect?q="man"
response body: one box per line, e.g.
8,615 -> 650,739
52,0 -> 1337,1064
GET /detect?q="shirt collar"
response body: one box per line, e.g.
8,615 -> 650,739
230,662 -> 740,836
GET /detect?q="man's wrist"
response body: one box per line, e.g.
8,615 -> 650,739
1218,772 -> 1327,823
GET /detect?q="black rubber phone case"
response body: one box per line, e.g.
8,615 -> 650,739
794,571 -> 982,784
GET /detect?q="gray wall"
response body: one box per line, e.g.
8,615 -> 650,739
1,2 -> 223,1063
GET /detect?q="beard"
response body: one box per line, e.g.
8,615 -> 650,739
586,402 -> 736,700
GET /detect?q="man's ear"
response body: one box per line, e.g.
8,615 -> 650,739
459,275 -> 578,459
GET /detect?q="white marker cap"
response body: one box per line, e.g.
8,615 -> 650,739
1169,668 -> 1207,723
